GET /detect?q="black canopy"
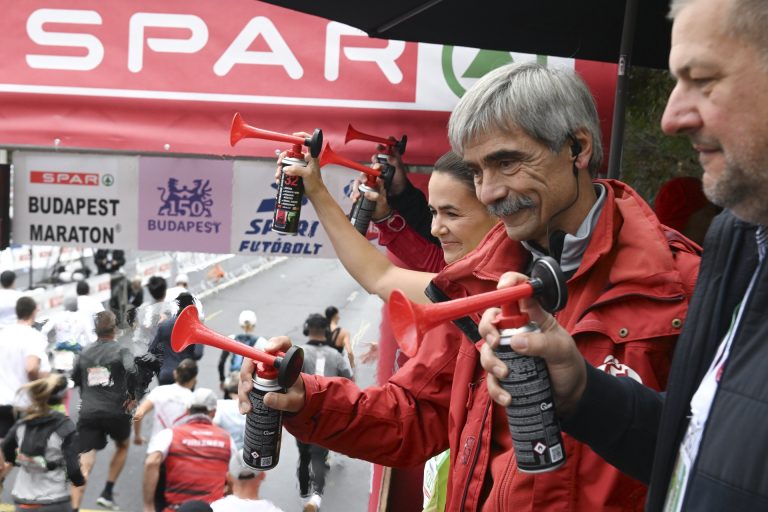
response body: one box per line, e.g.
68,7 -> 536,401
258,0 -> 671,69
258,0 -> 674,177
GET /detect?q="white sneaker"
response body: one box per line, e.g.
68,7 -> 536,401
96,495 -> 119,510
303,493 -> 322,512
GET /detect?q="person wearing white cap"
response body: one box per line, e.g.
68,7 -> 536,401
143,388 -> 237,512
218,310 -> 267,395
210,456 -> 283,512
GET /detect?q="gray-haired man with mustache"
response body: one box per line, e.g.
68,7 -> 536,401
419,61 -> 704,508
236,62 -> 704,509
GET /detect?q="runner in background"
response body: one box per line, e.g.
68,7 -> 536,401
133,358 -> 198,445
134,359 -> 198,512
213,372 -> 245,452
0,270 -> 22,329
132,276 -> 173,357
150,293 -> 204,385
0,374 -> 84,512
218,310 -> 266,396
296,314 -> 353,512
0,297 -> 51,439
323,306 -> 353,372
72,311 -> 137,511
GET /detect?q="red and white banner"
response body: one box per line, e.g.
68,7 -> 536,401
0,0 -> 617,165
13,152 -> 139,247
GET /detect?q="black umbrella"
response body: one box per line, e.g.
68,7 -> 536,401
257,0 -> 673,178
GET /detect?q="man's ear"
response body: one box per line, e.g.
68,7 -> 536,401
571,128 -> 593,172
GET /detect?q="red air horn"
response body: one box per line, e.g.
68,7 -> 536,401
345,124 -> 407,156
319,143 -> 381,179
171,305 -> 304,388
230,112 -> 323,158
388,257 -> 567,357
319,143 -> 386,235
344,125 -> 406,218
229,112 -> 323,235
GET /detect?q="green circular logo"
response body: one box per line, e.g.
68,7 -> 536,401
442,46 -> 466,98
102,174 -> 115,186
441,47 -> 548,99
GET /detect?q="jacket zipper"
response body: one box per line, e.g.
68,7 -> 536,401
460,397 -> 492,512
466,378 -> 484,410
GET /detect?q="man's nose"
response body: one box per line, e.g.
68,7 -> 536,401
475,171 -> 507,207
661,82 -> 702,136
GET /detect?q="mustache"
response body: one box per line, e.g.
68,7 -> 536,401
486,195 -> 535,217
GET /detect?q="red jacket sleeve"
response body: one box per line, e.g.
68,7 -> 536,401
376,212 -> 446,273
283,325 -> 461,467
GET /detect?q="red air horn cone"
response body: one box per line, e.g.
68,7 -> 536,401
388,257 -> 567,357
171,306 -> 303,387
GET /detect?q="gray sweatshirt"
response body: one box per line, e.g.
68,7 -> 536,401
301,341 -> 353,379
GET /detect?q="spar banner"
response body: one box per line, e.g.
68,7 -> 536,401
12,150 -> 375,258
138,156 -> 233,252
0,0 -> 617,166
12,152 -> 139,248
231,159 -> 359,258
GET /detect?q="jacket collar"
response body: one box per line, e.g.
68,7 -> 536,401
432,179 -> 687,301
522,183 -> 607,273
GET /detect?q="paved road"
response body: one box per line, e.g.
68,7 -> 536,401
2,257 -> 383,511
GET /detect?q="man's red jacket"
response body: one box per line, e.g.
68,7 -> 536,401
284,180 -> 701,511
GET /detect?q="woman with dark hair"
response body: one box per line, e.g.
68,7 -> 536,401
324,306 -> 353,370
0,374 -> 84,512
280,149 -> 498,509
367,150 -> 478,273
280,149 -> 497,305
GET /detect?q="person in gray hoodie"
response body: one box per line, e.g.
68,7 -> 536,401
1,374 -> 84,512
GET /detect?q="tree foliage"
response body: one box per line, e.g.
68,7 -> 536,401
620,66 -> 700,203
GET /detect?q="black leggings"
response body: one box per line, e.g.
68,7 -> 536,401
296,440 -> 329,497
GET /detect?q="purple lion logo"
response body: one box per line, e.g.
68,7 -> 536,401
157,178 -> 213,217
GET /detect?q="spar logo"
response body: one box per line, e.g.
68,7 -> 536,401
441,48 -> 552,98
30,170 -> 101,186
157,178 -> 213,217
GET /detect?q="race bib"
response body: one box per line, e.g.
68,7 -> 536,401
315,357 -> 326,376
87,366 -> 112,387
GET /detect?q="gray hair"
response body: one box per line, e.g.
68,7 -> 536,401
669,0 -> 768,68
448,62 -> 603,176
